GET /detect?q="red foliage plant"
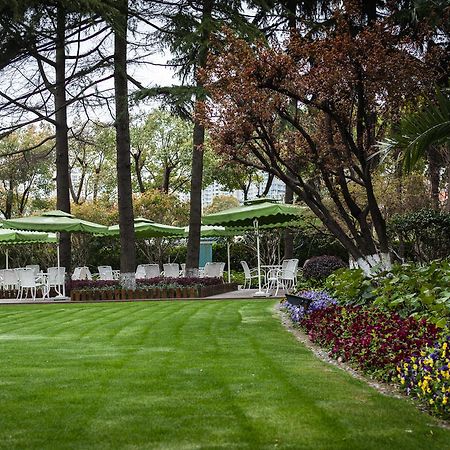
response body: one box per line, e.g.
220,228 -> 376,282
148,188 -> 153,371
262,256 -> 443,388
301,305 -> 439,380
200,3 -> 445,267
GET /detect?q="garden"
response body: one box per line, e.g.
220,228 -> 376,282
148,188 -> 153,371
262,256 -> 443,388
282,256 -> 450,420
0,300 -> 449,450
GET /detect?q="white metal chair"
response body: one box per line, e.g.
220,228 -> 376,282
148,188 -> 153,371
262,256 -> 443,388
17,268 -> 47,300
48,267 -> 66,298
25,264 -> 40,276
3,269 -> 20,292
146,264 -> 161,279
241,261 -> 261,289
279,259 -> 299,292
136,264 -> 160,279
203,262 -> 225,279
98,265 -> 115,281
180,263 -> 186,277
265,267 -> 284,295
163,263 -> 180,278
72,266 -> 93,281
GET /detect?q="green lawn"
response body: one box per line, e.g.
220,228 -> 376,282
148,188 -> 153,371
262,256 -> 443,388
0,300 -> 448,449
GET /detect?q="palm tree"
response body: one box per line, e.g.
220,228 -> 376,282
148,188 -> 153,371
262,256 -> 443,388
379,89 -> 450,171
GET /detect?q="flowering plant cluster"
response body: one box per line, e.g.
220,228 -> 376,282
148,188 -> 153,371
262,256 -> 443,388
300,305 -> 439,380
283,290 -> 337,323
137,276 -> 223,288
397,334 -> 449,419
69,276 -> 223,292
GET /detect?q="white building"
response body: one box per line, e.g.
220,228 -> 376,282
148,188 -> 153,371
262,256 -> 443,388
179,172 -> 287,208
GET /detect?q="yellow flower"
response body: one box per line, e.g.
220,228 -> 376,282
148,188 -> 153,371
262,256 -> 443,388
401,378 -> 405,385
429,399 -> 434,405
413,364 -> 418,370
443,397 -> 448,405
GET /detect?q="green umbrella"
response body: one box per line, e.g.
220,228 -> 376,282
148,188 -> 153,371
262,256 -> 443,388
0,229 -> 57,269
2,210 -> 110,268
109,217 -> 185,239
2,210 -> 109,234
202,199 -> 306,296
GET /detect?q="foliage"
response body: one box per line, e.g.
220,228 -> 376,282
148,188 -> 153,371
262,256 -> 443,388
326,261 -> 450,325
203,3 -> 442,263
378,89 -> 450,170
302,255 -> 346,281
203,195 -> 239,214
300,305 -> 439,381
371,261 -> 450,326
398,334 -> 450,419
325,268 -> 376,306
389,209 -> 450,262
130,110 -> 194,194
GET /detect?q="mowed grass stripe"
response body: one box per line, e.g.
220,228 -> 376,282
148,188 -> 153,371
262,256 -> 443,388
0,300 -> 448,450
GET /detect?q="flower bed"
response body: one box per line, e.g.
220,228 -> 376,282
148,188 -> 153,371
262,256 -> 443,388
283,288 -> 448,419
70,277 -> 237,301
398,335 -> 450,419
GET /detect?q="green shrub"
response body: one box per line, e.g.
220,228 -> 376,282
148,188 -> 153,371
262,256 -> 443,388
303,255 -> 347,281
325,268 -> 375,305
325,261 -> 450,326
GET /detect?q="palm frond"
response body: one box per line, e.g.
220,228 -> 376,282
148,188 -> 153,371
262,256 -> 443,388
377,89 -> 450,171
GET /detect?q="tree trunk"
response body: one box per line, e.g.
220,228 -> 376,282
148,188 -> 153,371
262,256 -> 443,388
114,0 -> 135,289
185,0 -> 213,276
55,6 -> 71,273
162,165 -> 172,194
186,121 -> 205,276
427,146 -> 440,209
283,185 -> 294,259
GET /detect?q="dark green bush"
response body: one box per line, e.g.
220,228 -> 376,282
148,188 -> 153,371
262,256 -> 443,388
389,209 -> 450,262
303,255 -> 347,281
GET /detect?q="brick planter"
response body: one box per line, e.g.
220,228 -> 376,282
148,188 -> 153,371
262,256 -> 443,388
70,282 -> 238,302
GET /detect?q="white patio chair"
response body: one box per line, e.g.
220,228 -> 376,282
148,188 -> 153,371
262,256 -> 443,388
26,264 -> 40,276
48,267 -> 66,298
0,269 -> 6,289
145,264 -> 161,279
280,259 -> 299,292
72,266 -> 92,281
3,269 -> 20,292
180,263 -> 186,277
98,265 -> 114,281
203,262 -> 225,279
135,264 -> 146,279
136,264 -> 162,279
17,268 -> 47,300
241,261 -> 261,289
265,267 -> 284,295
162,263 -> 180,278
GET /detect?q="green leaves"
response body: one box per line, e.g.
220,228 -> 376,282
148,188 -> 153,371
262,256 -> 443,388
378,88 -> 450,171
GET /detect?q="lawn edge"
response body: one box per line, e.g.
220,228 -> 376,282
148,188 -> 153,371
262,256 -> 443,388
274,302 -> 450,429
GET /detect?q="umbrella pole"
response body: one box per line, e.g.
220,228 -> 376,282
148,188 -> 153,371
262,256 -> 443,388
56,232 -> 60,269
5,248 -> 8,269
227,239 -> 231,284
253,219 -> 268,297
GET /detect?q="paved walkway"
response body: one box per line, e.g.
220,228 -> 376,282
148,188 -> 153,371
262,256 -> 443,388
0,288 -> 286,305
